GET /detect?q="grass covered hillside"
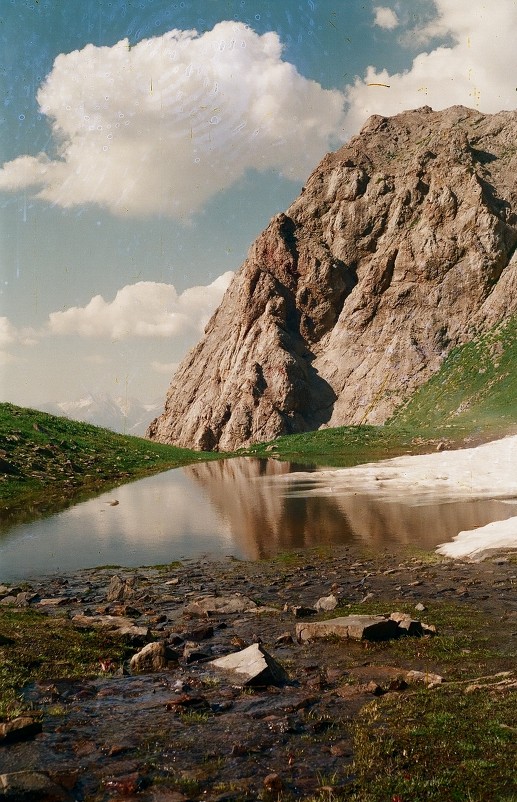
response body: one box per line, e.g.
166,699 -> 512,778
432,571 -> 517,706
0,403 -> 219,523
391,313 -> 517,437
248,314 -> 517,465
2,314 -> 516,519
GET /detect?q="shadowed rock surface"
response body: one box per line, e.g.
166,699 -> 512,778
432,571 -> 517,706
148,106 -> 517,450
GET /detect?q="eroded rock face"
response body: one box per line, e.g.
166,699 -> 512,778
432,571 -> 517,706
148,106 -> 517,450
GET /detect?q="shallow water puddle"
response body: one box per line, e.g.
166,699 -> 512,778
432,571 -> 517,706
2,456 -> 517,581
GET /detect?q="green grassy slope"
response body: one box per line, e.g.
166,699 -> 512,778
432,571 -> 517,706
391,314 -> 517,437
248,314 -> 517,465
0,403 -> 219,524
2,314 -> 516,518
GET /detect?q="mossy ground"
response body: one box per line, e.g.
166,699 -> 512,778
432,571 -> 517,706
349,686 -> 516,802
0,402 -> 222,525
0,607 -> 132,720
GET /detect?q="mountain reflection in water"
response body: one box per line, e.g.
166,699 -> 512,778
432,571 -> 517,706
184,458 -> 517,558
2,457 -> 517,581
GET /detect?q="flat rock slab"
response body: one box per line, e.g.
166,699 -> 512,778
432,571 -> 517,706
210,643 -> 289,686
296,615 -> 400,643
71,614 -> 149,640
0,717 -> 42,744
184,595 -> 257,616
0,771 -> 70,800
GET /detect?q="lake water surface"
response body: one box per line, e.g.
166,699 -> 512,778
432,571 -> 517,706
2,457 -> 517,581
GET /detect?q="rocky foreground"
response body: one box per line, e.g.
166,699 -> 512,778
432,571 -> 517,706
1,547 -> 516,801
149,105 -> 517,451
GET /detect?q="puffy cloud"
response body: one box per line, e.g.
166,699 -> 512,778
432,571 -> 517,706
0,317 -> 17,347
373,7 -> 399,30
0,317 -> 38,347
0,21 -> 346,219
48,272 -> 233,340
345,0 -> 517,132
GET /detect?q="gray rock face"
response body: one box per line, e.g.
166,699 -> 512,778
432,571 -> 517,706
210,642 -> 289,686
148,106 -> 517,450
295,615 -> 400,643
0,771 -> 71,800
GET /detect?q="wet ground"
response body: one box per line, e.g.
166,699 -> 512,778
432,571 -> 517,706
1,546 -> 516,801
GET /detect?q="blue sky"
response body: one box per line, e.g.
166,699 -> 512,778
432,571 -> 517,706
1,0 -> 516,411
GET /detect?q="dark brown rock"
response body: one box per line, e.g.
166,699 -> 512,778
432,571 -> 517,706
0,717 -> 42,745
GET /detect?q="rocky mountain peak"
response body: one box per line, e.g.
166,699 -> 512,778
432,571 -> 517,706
148,105 -> 517,450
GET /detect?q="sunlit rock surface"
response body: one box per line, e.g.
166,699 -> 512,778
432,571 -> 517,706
149,105 -> 517,450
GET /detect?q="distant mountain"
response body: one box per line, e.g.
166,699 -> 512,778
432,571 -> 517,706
40,393 -> 162,436
148,105 -> 517,451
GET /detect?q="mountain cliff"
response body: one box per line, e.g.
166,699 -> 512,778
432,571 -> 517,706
148,105 -> 517,450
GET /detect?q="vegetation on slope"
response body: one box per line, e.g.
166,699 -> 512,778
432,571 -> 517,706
247,314 -> 517,466
1,314 -> 516,517
391,313 -> 517,437
0,402 -> 220,525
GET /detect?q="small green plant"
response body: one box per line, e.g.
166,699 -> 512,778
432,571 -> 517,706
0,607 -> 132,720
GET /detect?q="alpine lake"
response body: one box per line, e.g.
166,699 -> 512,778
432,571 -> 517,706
2,456 -> 517,582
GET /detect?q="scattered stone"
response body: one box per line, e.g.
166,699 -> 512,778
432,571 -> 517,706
210,643 -> 289,687
275,632 -> 294,646
130,641 -> 179,673
182,624 -> 214,641
0,597 -> 18,607
106,575 -> 135,602
182,643 -> 211,664
185,595 -> 257,616
288,605 -> 318,618
0,770 -> 70,800
0,717 -> 42,744
72,614 -> 149,643
37,597 -> 68,607
315,594 -> 338,612
104,771 -> 146,795
165,694 -> 209,711
263,773 -> 283,793
414,602 -> 427,612
296,615 -> 400,643
389,612 -> 424,636
405,670 -> 444,688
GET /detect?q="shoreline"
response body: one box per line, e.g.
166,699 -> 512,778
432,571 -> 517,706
1,545 -> 515,800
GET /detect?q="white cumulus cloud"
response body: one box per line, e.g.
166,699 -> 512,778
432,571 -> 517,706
0,21 -> 346,219
48,272 -> 233,340
346,0 -> 517,132
0,317 -> 39,347
373,7 -> 399,30
0,317 -> 17,347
